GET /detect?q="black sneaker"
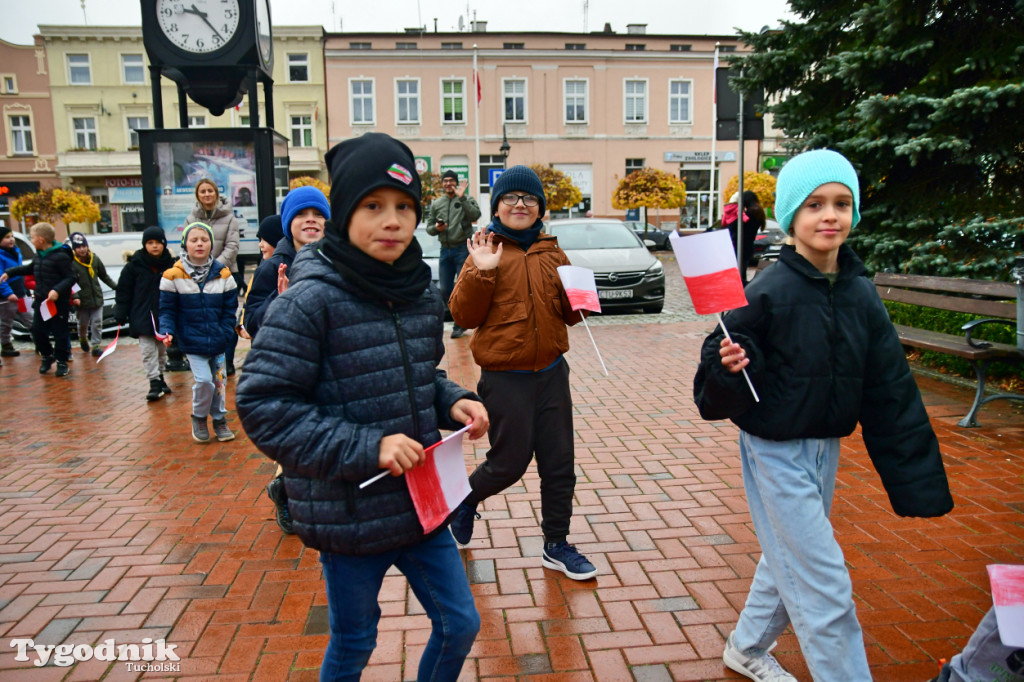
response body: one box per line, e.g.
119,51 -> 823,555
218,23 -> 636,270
0,344 -> 19,357
266,476 -> 295,534
80,339 -> 90,353
39,356 -> 55,374
450,325 -> 466,339
55,361 -> 70,378
159,375 -> 172,395
91,347 -> 102,357
226,364 -> 236,377
542,541 -> 597,580
146,379 -> 164,402
449,502 -> 479,546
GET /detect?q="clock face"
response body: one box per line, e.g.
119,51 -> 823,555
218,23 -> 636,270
156,0 -> 242,54
255,0 -> 273,66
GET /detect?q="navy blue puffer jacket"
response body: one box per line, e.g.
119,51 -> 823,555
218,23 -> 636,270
158,259 -> 237,356
235,245 -> 478,556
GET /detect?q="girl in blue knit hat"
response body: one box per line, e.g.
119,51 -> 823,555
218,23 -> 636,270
694,149 -> 953,681
448,165 -> 597,581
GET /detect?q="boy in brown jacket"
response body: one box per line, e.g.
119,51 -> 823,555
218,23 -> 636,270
448,165 -> 596,580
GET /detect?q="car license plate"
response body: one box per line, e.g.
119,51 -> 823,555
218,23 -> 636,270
598,289 -> 633,299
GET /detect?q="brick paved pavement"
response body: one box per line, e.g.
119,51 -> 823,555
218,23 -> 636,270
0,253 -> 1022,681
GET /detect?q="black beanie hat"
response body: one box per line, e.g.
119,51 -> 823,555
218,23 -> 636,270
441,170 -> 459,181
142,225 -> 167,247
325,133 -> 422,234
490,165 -> 546,219
256,215 -> 284,245
0,225 -> 11,241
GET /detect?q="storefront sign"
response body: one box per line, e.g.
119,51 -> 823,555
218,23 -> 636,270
663,151 -> 736,163
109,187 -> 144,204
105,177 -> 143,188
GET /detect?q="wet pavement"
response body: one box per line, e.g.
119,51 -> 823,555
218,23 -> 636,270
0,252 -> 1022,681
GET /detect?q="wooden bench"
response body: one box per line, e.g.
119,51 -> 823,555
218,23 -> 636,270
874,273 -> 1024,427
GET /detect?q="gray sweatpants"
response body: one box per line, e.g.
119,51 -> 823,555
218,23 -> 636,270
0,299 -> 32,346
139,335 -> 167,381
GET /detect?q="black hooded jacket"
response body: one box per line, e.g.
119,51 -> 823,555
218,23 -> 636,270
239,235 -> 296,338
693,244 -> 953,518
114,248 -> 175,337
5,243 -> 75,312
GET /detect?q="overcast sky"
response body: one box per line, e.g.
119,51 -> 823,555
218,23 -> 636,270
0,0 -> 796,44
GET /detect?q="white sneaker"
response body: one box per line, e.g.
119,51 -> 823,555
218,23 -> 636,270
723,632 -> 797,681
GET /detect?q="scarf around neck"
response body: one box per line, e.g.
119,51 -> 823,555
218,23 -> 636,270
319,220 -> 431,307
74,251 -> 95,278
486,215 -> 544,251
139,247 -> 174,274
181,254 -> 213,287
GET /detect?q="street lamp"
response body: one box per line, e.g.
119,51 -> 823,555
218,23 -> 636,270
499,124 -> 510,168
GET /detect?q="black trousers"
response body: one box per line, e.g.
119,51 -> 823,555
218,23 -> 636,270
467,359 -> 576,543
31,308 -> 71,362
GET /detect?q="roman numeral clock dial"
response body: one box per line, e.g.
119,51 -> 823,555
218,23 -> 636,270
156,0 -> 241,54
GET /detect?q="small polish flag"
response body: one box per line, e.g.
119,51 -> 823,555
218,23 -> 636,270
71,282 -> 81,294
39,299 -> 58,321
670,229 -> 747,316
150,312 -> 167,340
17,296 -> 31,314
96,328 -> 120,364
988,564 -> 1024,647
405,425 -> 473,533
556,265 -> 601,313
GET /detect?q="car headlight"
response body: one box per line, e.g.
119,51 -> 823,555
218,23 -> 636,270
644,261 -> 664,280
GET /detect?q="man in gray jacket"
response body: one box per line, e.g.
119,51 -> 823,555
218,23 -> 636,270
425,170 -> 480,338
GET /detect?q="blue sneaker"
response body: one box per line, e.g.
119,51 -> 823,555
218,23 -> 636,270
449,502 -> 479,546
542,542 -> 597,580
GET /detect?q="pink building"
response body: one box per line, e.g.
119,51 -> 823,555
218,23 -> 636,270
0,35 -> 61,234
324,26 -> 763,229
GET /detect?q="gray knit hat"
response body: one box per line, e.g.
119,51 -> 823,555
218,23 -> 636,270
774,149 -> 861,232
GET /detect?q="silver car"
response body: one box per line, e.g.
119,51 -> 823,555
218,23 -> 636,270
545,218 -> 665,314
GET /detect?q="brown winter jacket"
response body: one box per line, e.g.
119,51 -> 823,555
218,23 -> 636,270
449,232 -> 584,372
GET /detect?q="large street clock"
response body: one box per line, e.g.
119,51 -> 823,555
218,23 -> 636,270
142,0 -> 273,115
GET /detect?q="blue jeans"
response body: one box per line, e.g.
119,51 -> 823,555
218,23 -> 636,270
185,353 -> 226,420
438,244 -> 469,309
319,530 -> 479,682
733,431 -> 871,681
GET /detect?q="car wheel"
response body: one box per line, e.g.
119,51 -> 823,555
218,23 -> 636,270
643,301 -> 664,314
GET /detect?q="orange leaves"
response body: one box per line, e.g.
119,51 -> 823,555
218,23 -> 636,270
529,164 -> 583,212
611,168 -> 686,210
11,187 -> 100,225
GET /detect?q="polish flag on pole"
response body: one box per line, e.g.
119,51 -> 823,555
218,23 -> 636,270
150,312 -> 168,341
71,282 -> 81,295
17,296 -> 32,314
95,327 -> 120,363
39,299 -> 58,321
670,229 -> 759,402
557,265 -> 608,376
358,424 -> 473,534
988,564 -> 1024,647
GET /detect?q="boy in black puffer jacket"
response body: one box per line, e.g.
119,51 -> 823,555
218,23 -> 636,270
237,133 -> 489,681
115,226 -> 175,401
1,222 -> 75,377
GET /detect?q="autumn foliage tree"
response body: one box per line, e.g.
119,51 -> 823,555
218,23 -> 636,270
11,188 -> 101,225
723,172 -> 777,217
288,176 -> 329,198
611,168 -> 687,228
529,165 -> 583,212
419,171 -> 442,212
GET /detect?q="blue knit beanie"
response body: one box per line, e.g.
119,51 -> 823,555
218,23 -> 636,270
774,149 -> 861,232
491,165 -> 546,219
280,186 -> 331,240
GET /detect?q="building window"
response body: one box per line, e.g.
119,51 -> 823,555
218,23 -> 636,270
503,42 -> 525,50
290,115 -> 313,147
72,116 -> 97,150
565,43 -> 586,50
442,79 -> 465,123
127,115 -> 148,149
239,115 -> 250,126
349,42 -> 371,49
479,154 -> 505,192
396,79 -> 420,124
564,80 -> 587,123
188,115 -> 206,127
122,54 -> 145,84
625,158 -> 644,176
396,42 -> 417,50
68,54 -> 91,85
287,53 -> 309,82
624,79 -> 647,123
10,115 -> 33,154
503,79 -> 526,123
1,75 -> 17,94
670,44 -> 692,52
351,79 -> 374,124
720,45 -> 737,53
669,79 -> 692,123
441,42 -> 463,50
625,43 -> 646,51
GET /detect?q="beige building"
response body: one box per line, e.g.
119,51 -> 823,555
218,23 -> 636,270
0,35 -> 61,232
38,24 -> 328,233
324,25 -> 762,228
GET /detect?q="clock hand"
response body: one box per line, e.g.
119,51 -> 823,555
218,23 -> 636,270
188,3 -> 225,43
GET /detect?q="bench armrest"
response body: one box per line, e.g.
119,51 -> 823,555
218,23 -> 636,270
962,318 -> 1014,348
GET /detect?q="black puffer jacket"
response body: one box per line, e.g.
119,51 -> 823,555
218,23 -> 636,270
694,244 -> 953,518
5,243 -> 75,312
239,235 -> 296,338
114,248 -> 175,337
236,246 -> 479,555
